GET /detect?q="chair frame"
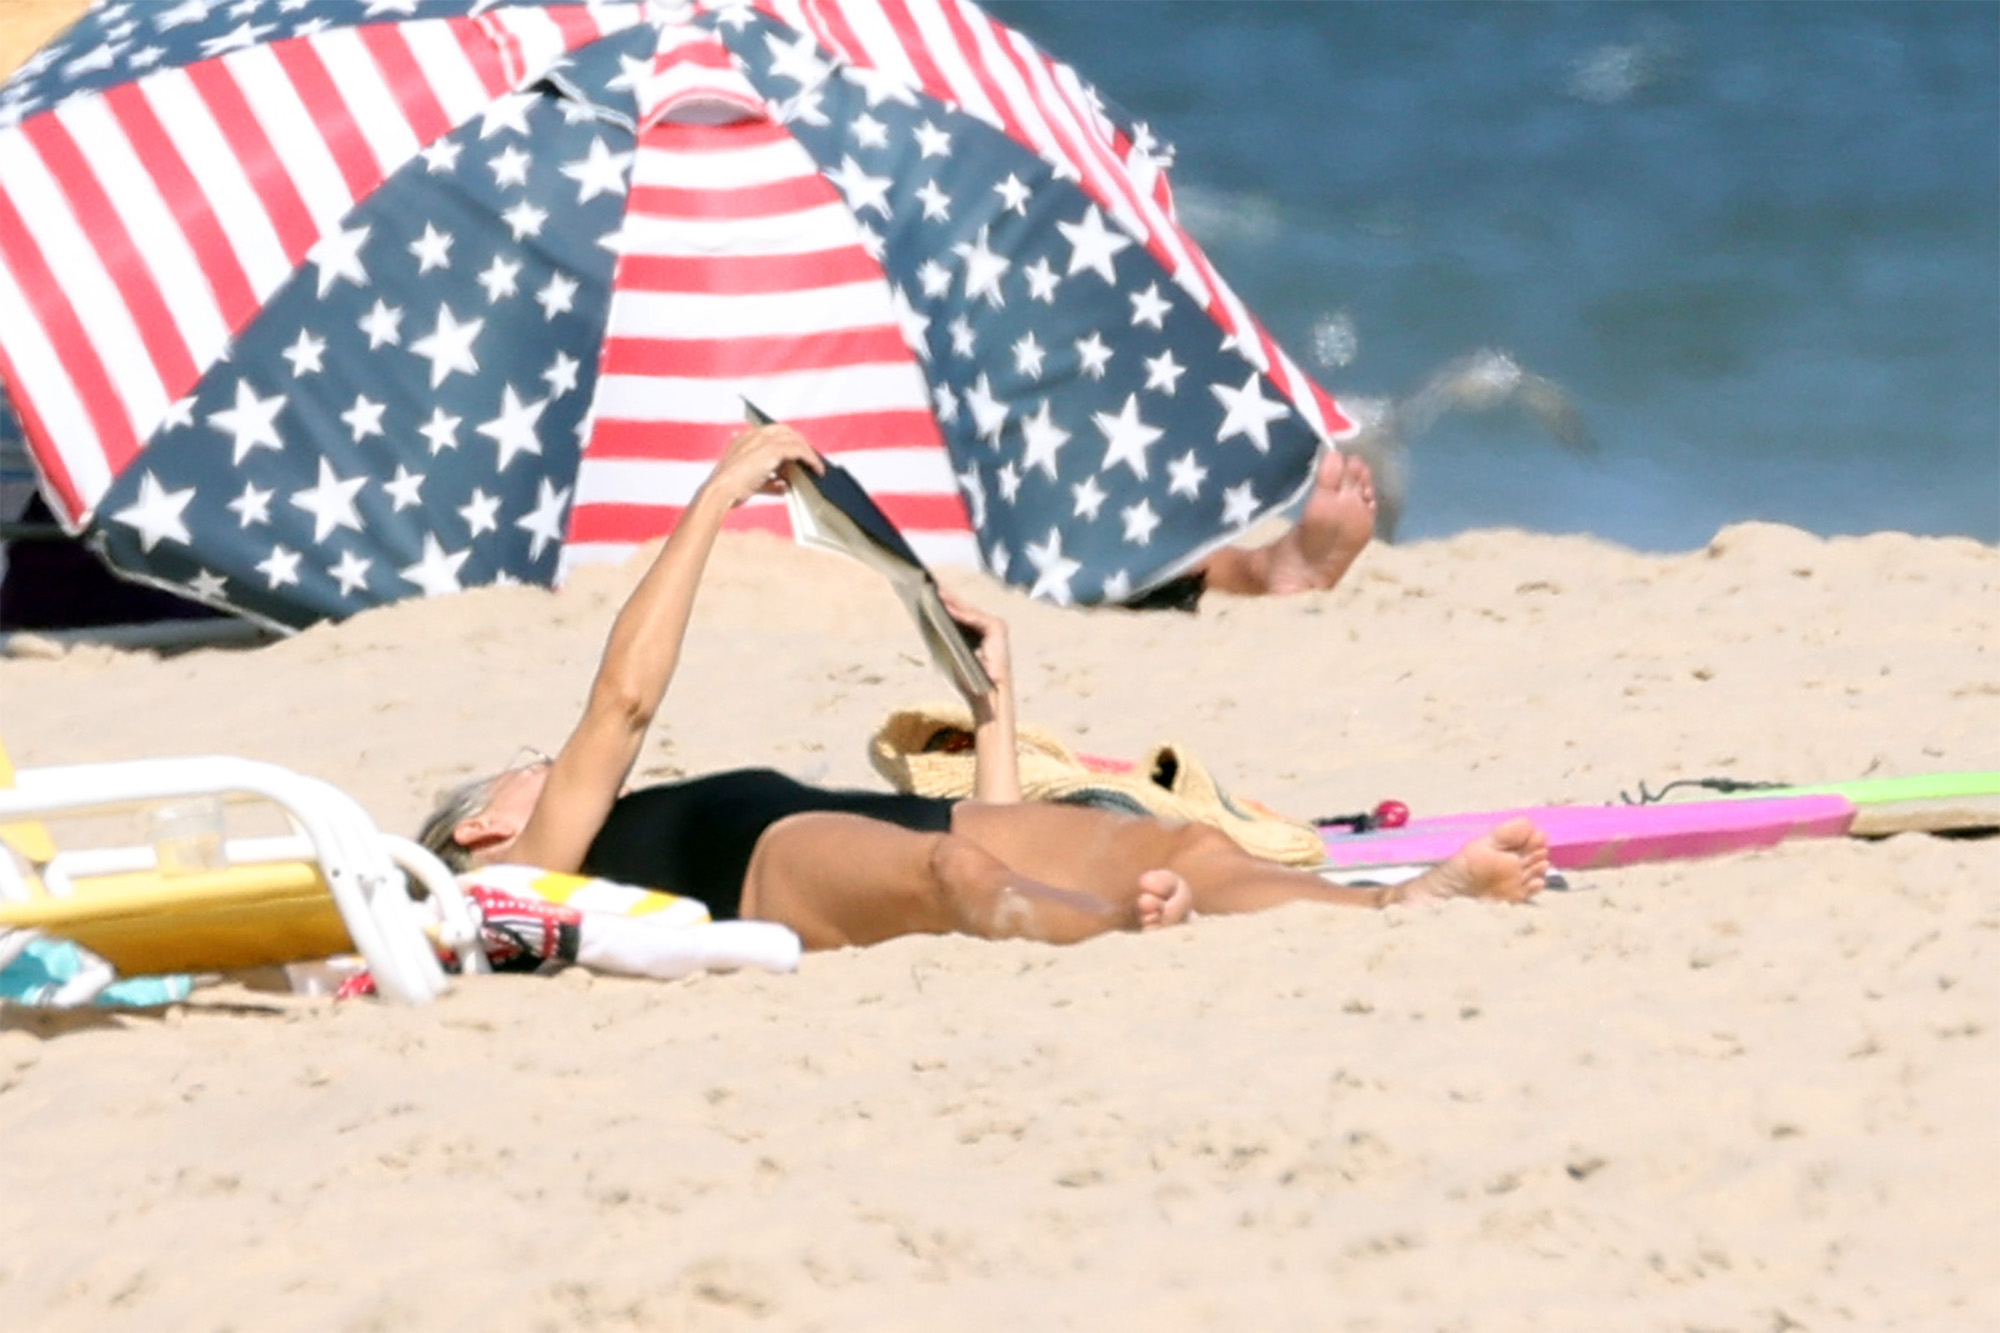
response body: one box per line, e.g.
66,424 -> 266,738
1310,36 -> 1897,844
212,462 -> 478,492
1,756 -> 486,1004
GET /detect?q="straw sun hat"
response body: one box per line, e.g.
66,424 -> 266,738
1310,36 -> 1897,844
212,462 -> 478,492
868,705 -> 1327,868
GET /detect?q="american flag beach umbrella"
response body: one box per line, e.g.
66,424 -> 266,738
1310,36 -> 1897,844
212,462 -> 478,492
0,0 -> 1353,629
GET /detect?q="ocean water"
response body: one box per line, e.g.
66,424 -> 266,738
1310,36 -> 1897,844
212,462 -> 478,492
988,0 -> 2000,551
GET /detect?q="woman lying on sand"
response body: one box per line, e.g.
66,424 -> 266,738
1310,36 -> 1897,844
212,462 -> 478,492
417,424 -> 1548,950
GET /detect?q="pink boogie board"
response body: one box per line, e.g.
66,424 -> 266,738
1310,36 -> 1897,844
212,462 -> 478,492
1321,794 -> 1857,872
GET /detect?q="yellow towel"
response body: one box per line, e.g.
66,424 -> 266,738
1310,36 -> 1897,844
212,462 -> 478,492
868,705 -> 1326,867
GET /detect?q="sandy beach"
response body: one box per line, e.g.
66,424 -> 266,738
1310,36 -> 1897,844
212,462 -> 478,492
3,2 -> 1998,1327
3,521 -> 1997,1331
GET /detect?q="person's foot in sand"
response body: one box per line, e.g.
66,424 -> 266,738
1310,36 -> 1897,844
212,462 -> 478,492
1137,868 -> 1194,930
1200,448 -> 1378,597
1391,819 -> 1550,905
1262,448 -> 1378,595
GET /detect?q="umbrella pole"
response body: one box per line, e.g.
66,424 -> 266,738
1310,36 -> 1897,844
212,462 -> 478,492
1,619 -> 276,657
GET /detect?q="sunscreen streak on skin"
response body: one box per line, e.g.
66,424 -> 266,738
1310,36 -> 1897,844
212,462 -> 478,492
993,879 -> 1117,940
1014,880 -> 1117,918
991,888 -> 1040,941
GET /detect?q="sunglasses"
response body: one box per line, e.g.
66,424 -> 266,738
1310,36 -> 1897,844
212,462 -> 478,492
503,746 -> 554,774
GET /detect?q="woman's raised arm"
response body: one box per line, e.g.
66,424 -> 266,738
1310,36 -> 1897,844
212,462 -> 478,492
938,593 -> 1022,805
508,424 -> 822,872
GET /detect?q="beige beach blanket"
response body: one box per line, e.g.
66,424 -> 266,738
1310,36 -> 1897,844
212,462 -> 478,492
868,704 -> 1327,866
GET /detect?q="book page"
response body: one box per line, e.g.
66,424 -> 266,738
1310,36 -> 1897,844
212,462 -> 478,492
781,460 -> 994,699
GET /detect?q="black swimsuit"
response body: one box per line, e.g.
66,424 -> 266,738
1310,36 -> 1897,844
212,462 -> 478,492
580,768 -> 956,921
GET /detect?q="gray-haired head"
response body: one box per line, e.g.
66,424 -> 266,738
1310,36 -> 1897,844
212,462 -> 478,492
414,772 -> 502,874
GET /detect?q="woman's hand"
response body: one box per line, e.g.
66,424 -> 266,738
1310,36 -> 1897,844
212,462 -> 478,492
938,592 -> 1012,718
700,423 -> 823,510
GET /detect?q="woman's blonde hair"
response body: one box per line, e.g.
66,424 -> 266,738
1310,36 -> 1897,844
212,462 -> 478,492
414,773 -> 500,874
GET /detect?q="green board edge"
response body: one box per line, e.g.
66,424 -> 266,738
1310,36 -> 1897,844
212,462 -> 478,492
1758,771 -> 2000,806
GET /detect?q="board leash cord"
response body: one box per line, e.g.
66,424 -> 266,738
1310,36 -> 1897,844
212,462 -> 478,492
1620,777 -> 1790,805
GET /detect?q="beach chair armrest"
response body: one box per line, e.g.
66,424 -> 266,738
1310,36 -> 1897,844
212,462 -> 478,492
1,757 -> 451,1003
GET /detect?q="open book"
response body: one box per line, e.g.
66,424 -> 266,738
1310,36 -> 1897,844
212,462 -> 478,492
747,404 -> 994,700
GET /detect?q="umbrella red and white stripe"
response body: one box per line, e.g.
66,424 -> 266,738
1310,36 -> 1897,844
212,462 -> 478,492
565,108 -> 974,575
0,6 -> 625,527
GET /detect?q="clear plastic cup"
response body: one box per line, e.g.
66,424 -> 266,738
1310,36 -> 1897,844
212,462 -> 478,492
148,797 -> 226,874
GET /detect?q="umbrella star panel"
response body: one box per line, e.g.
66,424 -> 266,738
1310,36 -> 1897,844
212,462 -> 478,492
0,0 -> 1350,628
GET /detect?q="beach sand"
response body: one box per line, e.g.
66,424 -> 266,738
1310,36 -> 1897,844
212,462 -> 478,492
3,522 -> 1996,1331
4,7 -> 1998,1328
0,0 -> 84,100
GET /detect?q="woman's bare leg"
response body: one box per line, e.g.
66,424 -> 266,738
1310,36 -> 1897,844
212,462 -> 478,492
948,802 -> 1549,914
1159,816 -> 1550,912
739,811 -> 1190,950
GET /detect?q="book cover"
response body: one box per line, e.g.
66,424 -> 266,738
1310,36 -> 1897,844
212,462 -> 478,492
744,402 -> 994,700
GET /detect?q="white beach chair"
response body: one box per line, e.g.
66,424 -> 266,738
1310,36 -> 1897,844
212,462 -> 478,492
0,745 -> 486,1006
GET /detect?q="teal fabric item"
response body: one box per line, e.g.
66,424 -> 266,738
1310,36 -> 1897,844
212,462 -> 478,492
0,936 -> 193,1007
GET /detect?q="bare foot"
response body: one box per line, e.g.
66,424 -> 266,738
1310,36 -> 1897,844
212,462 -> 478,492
1136,868 -> 1194,930
1260,449 -> 1377,595
1392,818 -> 1549,905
